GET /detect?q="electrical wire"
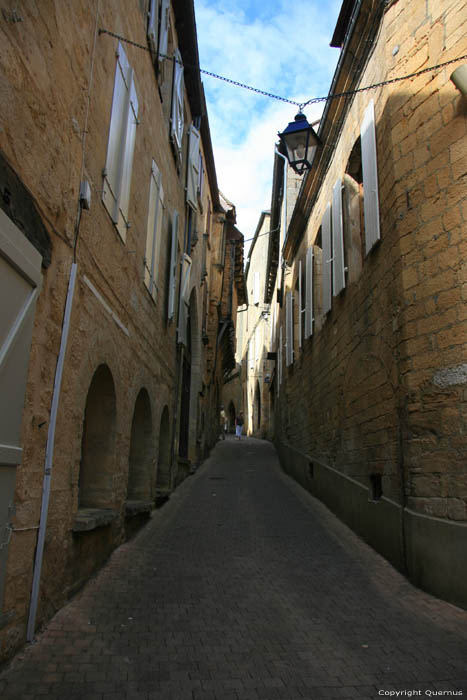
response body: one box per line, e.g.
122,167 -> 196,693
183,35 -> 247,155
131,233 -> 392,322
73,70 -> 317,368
98,29 -> 467,111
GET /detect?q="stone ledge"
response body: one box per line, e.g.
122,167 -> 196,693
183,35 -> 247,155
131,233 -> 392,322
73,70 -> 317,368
72,508 -> 117,533
125,500 -> 153,517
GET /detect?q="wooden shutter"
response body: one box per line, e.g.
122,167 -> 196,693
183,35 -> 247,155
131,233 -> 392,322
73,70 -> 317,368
186,125 -> 200,210
171,49 -> 184,158
168,209 -> 178,321
322,203 -> 332,315
285,290 -> 293,366
177,253 -> 192,345
304,247 -> 313,339
361,100 -> 380,255
332,178 -> 346,296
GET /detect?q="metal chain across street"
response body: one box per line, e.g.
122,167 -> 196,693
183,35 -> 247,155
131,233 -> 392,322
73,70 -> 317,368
98,30 -> 467,110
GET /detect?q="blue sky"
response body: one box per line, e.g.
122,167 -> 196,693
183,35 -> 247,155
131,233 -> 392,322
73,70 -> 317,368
194,0 -> 343,241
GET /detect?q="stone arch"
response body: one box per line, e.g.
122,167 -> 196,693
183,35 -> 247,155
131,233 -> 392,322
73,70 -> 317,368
79,364 -> 117,509
127,388 -> 154,501
156,405 -> 171,493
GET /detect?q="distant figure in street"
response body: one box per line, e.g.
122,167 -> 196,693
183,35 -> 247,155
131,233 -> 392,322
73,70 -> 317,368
235,412 -> 244,440
219,405 -> 227,440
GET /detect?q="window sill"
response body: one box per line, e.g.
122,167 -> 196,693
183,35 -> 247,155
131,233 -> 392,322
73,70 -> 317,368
125,500 -> 153,517
72,508 -> 117,533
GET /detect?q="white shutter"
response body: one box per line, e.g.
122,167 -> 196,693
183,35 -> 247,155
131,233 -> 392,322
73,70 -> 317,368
168,209 -> 179,321
322,203 -> 332,315
158,0 -> 170,62
332,178 -> 345,296
298,261 -> 302,350
0,212 -> 42,606
285,290 -> 293,366
171,49 -> 184,157
102,43 -> 138,243
186,125 -> 200,210
304,246 -> 313,338
177,253 -> 192,345
144,161 -> 164,301
361,100 -> 380,255
253,271 -> 260,305
147,0 -> 159,55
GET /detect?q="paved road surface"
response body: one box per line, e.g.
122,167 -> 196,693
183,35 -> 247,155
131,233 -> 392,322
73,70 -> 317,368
1,436 -> 466,699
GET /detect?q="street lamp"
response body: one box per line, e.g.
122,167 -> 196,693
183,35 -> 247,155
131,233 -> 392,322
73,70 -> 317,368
278,111 -> 320,175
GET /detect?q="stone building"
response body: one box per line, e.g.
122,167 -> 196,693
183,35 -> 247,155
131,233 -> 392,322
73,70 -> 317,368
265,0 -> 467,609
0,0 -> 243,662
237,211 -> 274,438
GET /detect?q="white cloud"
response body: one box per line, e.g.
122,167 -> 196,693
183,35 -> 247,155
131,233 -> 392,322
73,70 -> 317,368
194,0 -> 342,240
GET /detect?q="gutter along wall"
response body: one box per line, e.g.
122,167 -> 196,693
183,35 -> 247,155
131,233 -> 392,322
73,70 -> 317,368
272,0 -> 467,609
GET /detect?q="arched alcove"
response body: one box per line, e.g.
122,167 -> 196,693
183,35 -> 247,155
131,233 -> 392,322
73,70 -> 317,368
127,388 -> 153,501
79,364 -> 116,509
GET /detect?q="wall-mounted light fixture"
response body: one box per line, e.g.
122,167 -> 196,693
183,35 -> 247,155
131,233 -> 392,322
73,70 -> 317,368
450,64 -> 467,97
278,111 -> 320,175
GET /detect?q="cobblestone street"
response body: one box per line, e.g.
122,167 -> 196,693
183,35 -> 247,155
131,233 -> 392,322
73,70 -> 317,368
1,437 -> 466,700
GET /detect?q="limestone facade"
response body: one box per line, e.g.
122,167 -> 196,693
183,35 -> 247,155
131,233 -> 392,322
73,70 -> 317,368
0,0 -> 243,662
265,0 -> 467,608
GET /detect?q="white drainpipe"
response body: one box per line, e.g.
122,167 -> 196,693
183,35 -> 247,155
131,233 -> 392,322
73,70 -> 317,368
27,262 -> 77,641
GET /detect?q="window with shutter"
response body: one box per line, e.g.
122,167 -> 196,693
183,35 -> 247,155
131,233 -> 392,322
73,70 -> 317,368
322,204 -> 332,315
147,0 -> 159,56
158,0 -> 170,62
102,43 -> 139,243
171,49 -> 184,161
144,161 -> 165,302
285,290 -> 293,367
167,209 -> 179,321
361,100 -> 380,255
332,178 -> 346,296
186,124 -> 200,210
304,246 -> 313,338
177,253 -> 192,345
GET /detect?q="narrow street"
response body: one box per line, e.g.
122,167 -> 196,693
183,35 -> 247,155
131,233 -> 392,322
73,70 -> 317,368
1,437 -> 466,700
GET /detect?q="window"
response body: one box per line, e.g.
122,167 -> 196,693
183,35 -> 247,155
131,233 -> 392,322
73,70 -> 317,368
144,161 -> 165,301
147,0 -> 170,65
361,100 -> 380,255
171,48 -> 184,164
102,43 -> 139,243
177,253 -> 192,345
